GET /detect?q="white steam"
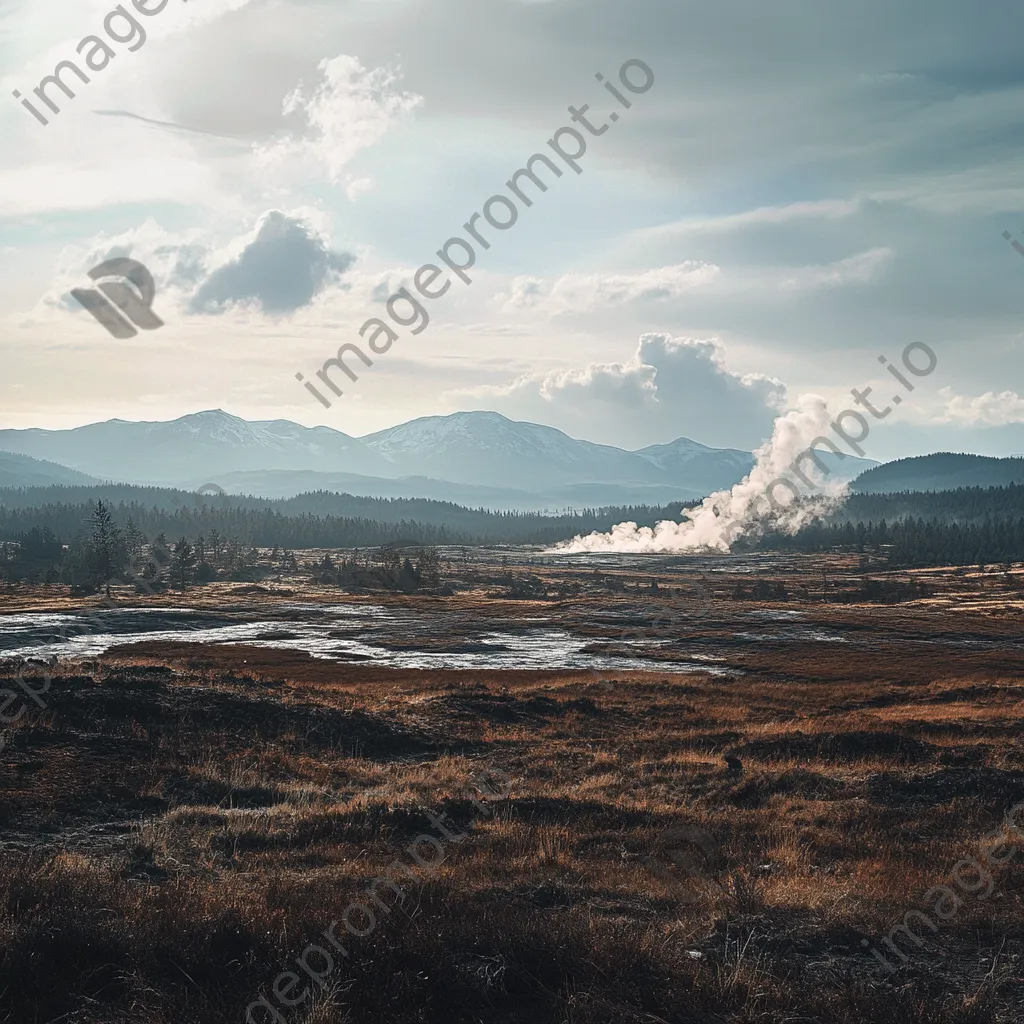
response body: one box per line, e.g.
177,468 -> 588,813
557,394 -> 850,554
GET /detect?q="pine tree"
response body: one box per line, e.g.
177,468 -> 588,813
88,500 -> 125,597
124,518 -> 144,562
209,530 -> 222,565
169,538 -> 197,592
397,557 -> 420,593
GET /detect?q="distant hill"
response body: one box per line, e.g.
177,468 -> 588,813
0,451 -> 99,489
853,453 -> 1024,493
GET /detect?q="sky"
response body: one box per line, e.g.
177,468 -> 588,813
2,0 -> 1024,463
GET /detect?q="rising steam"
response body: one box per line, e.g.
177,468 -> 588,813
557,394 -> 850,554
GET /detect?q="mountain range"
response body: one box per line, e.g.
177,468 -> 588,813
0,409 -> 876,507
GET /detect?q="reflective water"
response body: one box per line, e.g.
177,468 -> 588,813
0,603 -> 728,674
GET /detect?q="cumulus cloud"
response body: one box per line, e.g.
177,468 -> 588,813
455,333 -> 786,451
254,54 -> 422,186
936,386 -> 1024,426
188,210 -> 354,315
30,209 -> 354,328
33,219 -> 209,320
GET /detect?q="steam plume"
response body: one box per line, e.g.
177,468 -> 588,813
557,394 -> 850,554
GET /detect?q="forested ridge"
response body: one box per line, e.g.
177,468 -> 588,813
834,482 -> 1024,523
852,452 -> 1024,493
0,485 -> 700,548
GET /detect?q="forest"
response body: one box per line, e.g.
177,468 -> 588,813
1,482 -> 1023,587
757,484 -> 1024,566
759,515 -> 1024,567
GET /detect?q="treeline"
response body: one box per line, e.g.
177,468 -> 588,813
0,488 -> 698,548
0,505 -> 473,551
763,517 -> 1024,567
834,484 -> 1024,526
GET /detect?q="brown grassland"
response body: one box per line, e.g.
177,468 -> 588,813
0,550 -> 1022,1023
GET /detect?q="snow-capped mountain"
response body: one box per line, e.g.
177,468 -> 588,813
360,412 -> 668,491
635,437 -> 755,494
0,410 -> 394,485
635,436 -> 871,492
363,413 -> 874,493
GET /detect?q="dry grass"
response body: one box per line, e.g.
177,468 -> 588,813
0,554 -> 1023,1022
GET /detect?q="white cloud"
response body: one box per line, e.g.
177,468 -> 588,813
494,250 -> 891,319
2,0 -> 1024,458
24,208 -> 355,324
253,54 -> 422,186
779,247 -> 894,290
627,198 -> 862,245
936,386 -> 1024,426
0,155 -> 225,218
452,333 -> 786,450
345,176 -> 374,201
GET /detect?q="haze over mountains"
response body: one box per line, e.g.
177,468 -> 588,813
0,451 -> 99,488
0,409 -> 876,507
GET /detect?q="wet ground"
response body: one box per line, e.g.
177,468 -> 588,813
3,593 -> 1023,682
2,549 -> 1023,675
0,601 -> 732,674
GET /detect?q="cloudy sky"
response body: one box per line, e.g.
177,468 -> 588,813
2,0 -> 1024,461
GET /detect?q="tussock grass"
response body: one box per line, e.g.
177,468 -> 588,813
1,560 -> 1023,1021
